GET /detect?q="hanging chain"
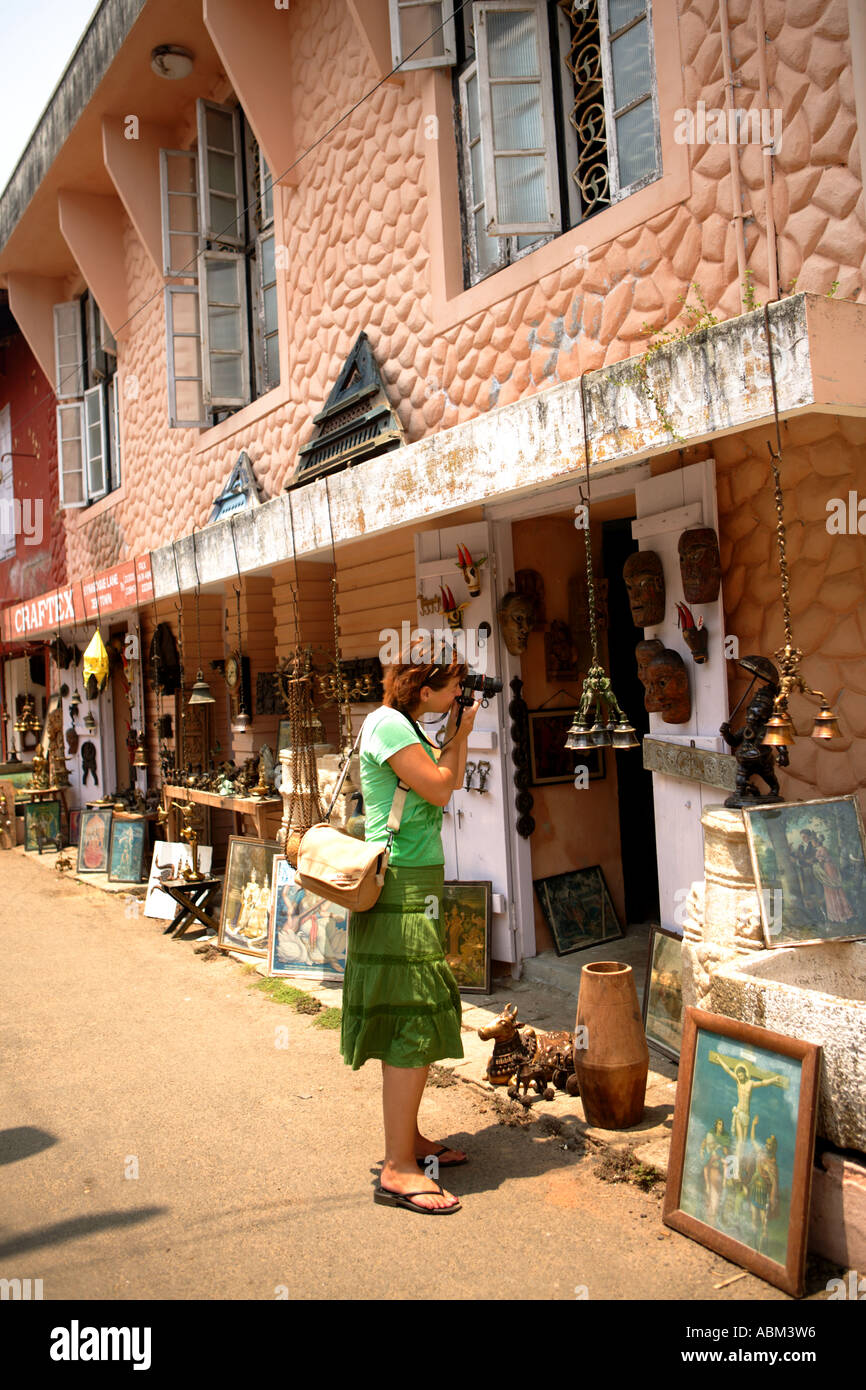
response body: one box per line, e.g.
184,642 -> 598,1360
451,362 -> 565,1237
579,373 -> 600,669
325,477 -> 351,751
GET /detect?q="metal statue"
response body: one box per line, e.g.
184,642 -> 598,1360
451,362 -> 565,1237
478,1003 -> 577,1102
720,655 -> 787,808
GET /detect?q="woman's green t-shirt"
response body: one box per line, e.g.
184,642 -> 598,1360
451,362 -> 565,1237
360,706 -> 443,867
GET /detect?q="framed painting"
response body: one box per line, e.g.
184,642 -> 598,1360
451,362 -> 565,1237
68,809 -> 81,846
24,799 -> 61,852
268,857 -> 349,981
534,865 -> 623,956
742,795 -> 866,948
143,842 -> 214,920
77,808 -> 113,873
277,720 -> 292,754
218,836 -> 280,958
107,817 -> 148,883
642,925 -> 684,1063
527,709 -> 604,786
442,881 -> 492,995
662,1008 -> 821,1298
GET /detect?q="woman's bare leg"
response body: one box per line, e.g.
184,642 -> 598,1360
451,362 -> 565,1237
381,1063 -> 458,1210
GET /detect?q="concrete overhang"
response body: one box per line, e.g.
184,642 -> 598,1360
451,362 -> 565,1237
0,0 -> 225,282
152,293 -> 866,599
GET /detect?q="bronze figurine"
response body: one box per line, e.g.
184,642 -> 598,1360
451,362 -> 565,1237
478,1003 -> 577,1102
623,550 -> 665,627
720,655 -> 787,807
678,527 -> 721,604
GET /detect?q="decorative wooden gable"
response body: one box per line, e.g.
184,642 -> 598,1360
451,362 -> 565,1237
291,332 -> 404,484
209,451 -> 263,523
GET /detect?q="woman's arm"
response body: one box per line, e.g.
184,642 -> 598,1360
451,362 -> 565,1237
387,700 -> 481,807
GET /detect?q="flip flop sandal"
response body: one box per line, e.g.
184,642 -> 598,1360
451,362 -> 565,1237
416,1143 -> 469,1169
374,1181 -> 462,1215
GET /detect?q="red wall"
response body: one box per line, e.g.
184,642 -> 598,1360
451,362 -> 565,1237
0,327 -> 63,608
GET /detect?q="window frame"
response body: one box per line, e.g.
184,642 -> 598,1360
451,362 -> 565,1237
389,0 -> 457,70
57,401 -> 87,509
159,148 -> 201,279
474,0 -> 563,237
53,301 -> 85,401
199,249 -> 251,411
83,384 -> 109,502
165,284 -> 208,429
597,0 -> 661,201
196,99 -> 245,248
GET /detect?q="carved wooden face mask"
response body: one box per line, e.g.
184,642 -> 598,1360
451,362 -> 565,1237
498,593 -> 534,654
636,639 -> 665,711
623,551 -> 665,627
645,649 -> 691,724
678,528 -> 721,604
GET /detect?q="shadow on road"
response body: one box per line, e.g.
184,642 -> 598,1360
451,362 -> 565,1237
0,1207 -> 167,1260
0,1126 -> 58,1166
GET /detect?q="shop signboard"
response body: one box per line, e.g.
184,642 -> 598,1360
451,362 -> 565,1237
1,556 -> 153,643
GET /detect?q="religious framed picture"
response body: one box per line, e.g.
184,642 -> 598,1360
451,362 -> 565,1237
107,816 -> 148,883
662,1008 -> 821,1298
218,836 -> 280,958
442,881 -> 492,995
742,795 -> 866,948
277,720 -> 292,754
527,710 -> 604,786
533,864 -> 623,956
268,857 -> 349,981
642,925 -> 684,1063
68,809 -> 81,846
24,799 -> 61,852
77,808 -> 113,873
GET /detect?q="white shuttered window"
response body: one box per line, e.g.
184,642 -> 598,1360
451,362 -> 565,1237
159,149 -> 201,277
84,385 -> 108,501
53,302 -> 85,399
57,402 -> 87,508
196,101 -> 244,246
200,251 -> 250,409
165,285 -> 208,428
475,1 -> 561,236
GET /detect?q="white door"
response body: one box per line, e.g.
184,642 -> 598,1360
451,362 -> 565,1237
632,458 -> 729,931
414,520 -> 517,961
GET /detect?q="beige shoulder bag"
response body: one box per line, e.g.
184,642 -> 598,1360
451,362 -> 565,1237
294,720 -> 407,912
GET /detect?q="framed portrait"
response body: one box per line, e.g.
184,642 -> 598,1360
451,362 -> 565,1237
218,836 -> 280,958
77,808 -> 113,873
442,881 -> 492,995
527,709 -> 604,786
642,925 -> 684,1063
663,1008 -> 821,1298
277,720 -> 292,754
268,857 -> 349,981
743,795 -> 866,948
534,864 -> 623,956
107,816 -> 148,883
68,809 -> 82,846
144,842 -> 214,920
24,799 -> 61,852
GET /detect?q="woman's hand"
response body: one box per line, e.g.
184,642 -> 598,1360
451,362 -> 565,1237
444,696 -> 481,742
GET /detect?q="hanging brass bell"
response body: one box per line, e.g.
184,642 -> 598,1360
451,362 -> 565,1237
133,735 -> 148,769
565,719 -> 593,752
231,707 -> 251,734
611,721 -> 641,750
189,671 -> 216,705
762,712 -> 795,747
811,704 -> 842,740
83,711 -> 97,733
589,720 -> 612,747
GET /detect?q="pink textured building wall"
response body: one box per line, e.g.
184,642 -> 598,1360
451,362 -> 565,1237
65,0 -> 865,584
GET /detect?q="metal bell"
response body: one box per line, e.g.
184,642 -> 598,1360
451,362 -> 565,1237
83,711 -> 97,733
188,671 -> 216,705
589,720 -> 612,747
761,712 -> 795,747
231,707 -> 251,734
611,721 -> 641,750
565,719 -> 594,752
811,705 -> 842,740
133,735 -> 148,768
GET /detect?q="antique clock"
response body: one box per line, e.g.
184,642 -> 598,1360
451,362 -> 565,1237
221,651 -> 252,720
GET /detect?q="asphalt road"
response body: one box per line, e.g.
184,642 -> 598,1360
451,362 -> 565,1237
0,849 -> 816,1303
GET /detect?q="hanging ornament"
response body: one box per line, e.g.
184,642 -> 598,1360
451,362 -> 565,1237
83,629 -> 109,691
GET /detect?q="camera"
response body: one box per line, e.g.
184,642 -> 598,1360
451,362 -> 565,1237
458,672 -> 503,706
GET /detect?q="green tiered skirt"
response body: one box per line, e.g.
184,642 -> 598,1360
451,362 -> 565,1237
340,864 -> 464,1070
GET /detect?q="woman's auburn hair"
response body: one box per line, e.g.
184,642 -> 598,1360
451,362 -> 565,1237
383,655 -> 468,713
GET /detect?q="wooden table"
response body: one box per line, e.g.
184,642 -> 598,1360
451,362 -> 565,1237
160,876 -> 223,938
162,785 -> 281,840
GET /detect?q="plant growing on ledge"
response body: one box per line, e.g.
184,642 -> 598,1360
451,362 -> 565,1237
628,283 -> 719,444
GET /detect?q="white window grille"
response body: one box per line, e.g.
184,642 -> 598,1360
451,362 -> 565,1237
159,149 -> 200,278
83,385 -> 108,501
196,100 -> 244,246
53,302 -> 85,400
57,402 -> 87,508
165,285 -> 208,428
200,251 -> 250,409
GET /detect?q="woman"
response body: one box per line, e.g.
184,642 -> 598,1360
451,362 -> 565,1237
340,652 -> 480,1214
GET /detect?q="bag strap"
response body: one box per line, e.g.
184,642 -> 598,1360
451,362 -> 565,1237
321,716 -> 410,838
322,722 -> 365,823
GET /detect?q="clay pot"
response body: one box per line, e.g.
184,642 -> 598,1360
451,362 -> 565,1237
573,961 -> 649,1130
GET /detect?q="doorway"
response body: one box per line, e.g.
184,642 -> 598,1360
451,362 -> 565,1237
602,518 -> 659,925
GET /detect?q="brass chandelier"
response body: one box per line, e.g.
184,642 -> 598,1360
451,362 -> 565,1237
566,376 -> 640,754
760,306 -> 843,749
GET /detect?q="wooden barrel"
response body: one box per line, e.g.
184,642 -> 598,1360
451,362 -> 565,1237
574,961 -> 648,1129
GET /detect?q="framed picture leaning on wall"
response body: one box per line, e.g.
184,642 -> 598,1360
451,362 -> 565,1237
533,864 -> 623,956
107,816 -> 148,883
24,799 -> 61,852
268,857 -> 349,981
662,1008 -> 820,1298
642,925 -> 684,1063
441,881 -> 492,995
218,836 -> 279,958
77,808 -> 113,873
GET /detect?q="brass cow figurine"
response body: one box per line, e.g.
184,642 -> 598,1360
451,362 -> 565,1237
478,1003 -> 578,1102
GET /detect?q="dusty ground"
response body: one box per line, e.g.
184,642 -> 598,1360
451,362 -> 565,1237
0,848 -> 841,1302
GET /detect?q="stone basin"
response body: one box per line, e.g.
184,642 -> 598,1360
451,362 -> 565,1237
711,943 -> 866,1154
